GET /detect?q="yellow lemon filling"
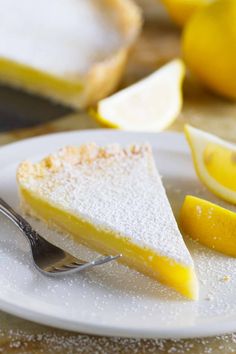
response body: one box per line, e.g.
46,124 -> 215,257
0,58 -> 83,102
20,187 -> 197,300
17,143 -> 198,300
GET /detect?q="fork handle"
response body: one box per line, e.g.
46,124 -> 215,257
0,198 -> 42,247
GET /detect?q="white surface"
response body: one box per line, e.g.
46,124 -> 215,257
0,130 -> 236,339
0,0 -> 123,76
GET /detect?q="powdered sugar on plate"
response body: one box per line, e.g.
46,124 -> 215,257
0,130 -> 236,339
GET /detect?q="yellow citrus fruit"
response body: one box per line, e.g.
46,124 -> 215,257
185,124 -> 236,204
161,0 -> 211,26
180,195 -> 236,257
182,0 -> 236,100
94,59 -> 185,132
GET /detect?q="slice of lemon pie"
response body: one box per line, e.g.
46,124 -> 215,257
17,143 -> 198,300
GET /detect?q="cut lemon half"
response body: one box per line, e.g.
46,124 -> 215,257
95,59 -> 185,132
180,195 -> 236,257
185,124 -> 236,204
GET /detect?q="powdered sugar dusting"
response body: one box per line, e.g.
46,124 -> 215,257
18,143 -> 193,266
2,133 -> 236,346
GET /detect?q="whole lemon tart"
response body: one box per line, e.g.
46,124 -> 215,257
0,0 -> 141,108
17,143 -> 198,300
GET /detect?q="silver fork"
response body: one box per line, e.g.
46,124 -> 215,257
0,198 -> 121,275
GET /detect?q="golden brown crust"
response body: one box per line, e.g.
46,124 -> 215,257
17,143 -> 151,184
74,0 -> 142,108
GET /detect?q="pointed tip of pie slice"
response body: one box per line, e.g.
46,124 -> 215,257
160,258 -> 199,300
186,269 -> 199,301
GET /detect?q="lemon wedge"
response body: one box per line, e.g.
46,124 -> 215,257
180,195 -> 236,257
185,124 -> 236,204
95,59 -> 185,132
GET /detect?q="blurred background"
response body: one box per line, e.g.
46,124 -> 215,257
0,0 -> 236,140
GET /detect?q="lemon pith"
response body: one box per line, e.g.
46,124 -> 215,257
180,195 -> 236,257
95,59 -> 185,132
185,124 -> 236,204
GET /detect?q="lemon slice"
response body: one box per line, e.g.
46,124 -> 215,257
185,124 -> 236,204
180,195 -> 236,257
95,59 -> 185,132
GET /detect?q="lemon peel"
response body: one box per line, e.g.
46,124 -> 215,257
180,195 -> 236,257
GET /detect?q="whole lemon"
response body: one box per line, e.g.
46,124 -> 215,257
160,0 -> 212,26
182,0 -> 236,100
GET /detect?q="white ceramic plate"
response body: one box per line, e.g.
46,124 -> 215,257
0,130 -> 236,339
